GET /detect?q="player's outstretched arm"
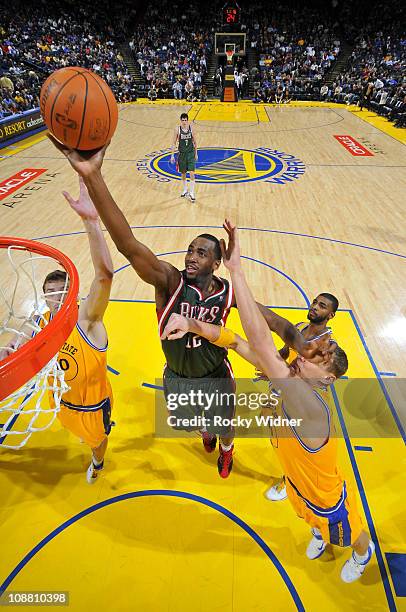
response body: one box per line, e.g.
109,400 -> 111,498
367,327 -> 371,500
220,221 -> 288,381
170,128 -> 179,163
161,313 -> 261,368
0,322 -> 35,360
191,125 -> 198,159
255,303 -> 330,359
48,135 -> 177,292
63,178 -> 113,328
220,220 -> 328,438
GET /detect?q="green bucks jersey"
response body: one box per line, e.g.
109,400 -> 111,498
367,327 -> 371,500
158,271 -> 234,378
178,125 -> 194,153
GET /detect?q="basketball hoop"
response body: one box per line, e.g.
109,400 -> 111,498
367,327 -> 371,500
226,50 -> 234,65
0,237 -> 79,449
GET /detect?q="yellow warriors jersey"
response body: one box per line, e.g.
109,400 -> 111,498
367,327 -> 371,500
281,323 -> 342,505
269,324 -> 362,545
287,320 -> 336,364
286,321 -> 309,364
272,389 -> 364,547
273,388 -> 343,510
41,311 -> 111,408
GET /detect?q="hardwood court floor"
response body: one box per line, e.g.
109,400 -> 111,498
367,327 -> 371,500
0,102 -> 405,611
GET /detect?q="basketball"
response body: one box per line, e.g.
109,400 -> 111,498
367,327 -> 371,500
39,67 -> 118,150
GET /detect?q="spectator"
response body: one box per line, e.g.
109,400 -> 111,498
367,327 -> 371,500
199,85 -> 208,101
320,83 -> 329,100
360,80 -> 374,110
148,83 -> 158,101
173,80 -> 183,100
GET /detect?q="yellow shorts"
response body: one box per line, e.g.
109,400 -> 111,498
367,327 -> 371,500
286,478 -> 363,546
58,396 -> 112,449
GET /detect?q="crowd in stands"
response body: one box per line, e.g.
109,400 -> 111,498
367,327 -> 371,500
243,0 -> 405,126
242,2 -> 342,102
129,1 -> 219,103
0,0 -> 405,128
0,55 -> 41,117
318,1 -> 405,126
0,0 -> 138,118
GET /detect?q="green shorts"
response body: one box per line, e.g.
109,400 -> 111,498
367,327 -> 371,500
163,362 -> 235,435
177,152 -> 196,173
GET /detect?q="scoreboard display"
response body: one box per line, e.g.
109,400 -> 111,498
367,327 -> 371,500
223,2 -> 240,26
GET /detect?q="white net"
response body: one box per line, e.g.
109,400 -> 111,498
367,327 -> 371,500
0,244 -> 71,449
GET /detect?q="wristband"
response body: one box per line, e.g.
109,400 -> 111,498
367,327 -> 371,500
212,327 -> 236,347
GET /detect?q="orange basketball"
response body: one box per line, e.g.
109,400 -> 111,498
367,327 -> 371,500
40,67 -> 118,150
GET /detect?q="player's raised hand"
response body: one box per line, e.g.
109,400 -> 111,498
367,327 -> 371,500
299,330 -> 336,360
220,219 -> 241,271
62,177 -> 98,221
0,345 -> 14,361
48,133 -> 108,178
161,313 -> 191,340
253,368 -> 268,381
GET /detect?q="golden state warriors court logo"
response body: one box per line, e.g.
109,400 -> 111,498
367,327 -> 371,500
136,147 -> 306,185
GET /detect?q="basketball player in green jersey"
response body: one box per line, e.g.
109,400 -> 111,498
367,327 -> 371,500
48,136 -> 324,479
170,113 -> 197,202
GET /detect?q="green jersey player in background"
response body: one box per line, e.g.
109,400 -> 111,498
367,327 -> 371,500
171,113 -> 197,202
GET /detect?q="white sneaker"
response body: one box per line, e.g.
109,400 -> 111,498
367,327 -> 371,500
86,459 -> 104,484
189,193 -> 196,202
341,541 -> 375,583
306,529 -> 327,560
265,477 -> 287,501
180,190 -> 188,198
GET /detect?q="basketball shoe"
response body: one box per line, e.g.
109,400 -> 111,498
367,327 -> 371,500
218,443 -> 234,478
86,458 -> 104,484
341,541 -> 375,583
265,476 -> 287,501
306,528 -> 327,560
201,431 -> 217,453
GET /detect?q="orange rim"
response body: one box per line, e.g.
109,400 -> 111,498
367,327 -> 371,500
0,237 -> 79,401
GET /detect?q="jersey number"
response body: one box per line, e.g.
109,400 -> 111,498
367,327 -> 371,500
186,334 -> 202,349
58,358 -> 70,371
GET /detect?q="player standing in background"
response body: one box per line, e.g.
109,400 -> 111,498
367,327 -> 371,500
170,113 -> 198,202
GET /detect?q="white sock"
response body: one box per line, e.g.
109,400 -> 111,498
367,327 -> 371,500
220,441 -> 233,452
189,180 -> 195,196
182,180 -> 187,192
92,455 -> 103,468
312,527 -> 322,538
353,543 -> 371,564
